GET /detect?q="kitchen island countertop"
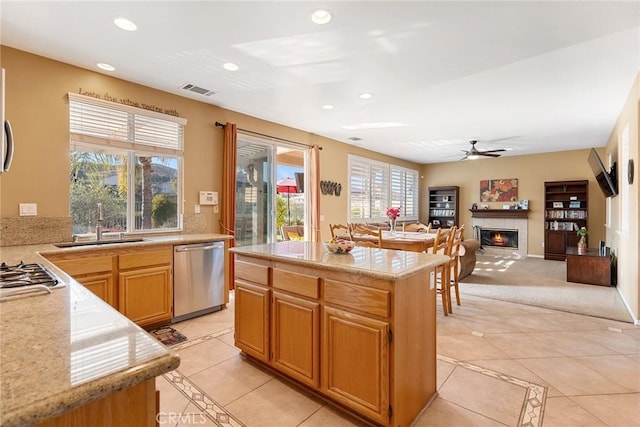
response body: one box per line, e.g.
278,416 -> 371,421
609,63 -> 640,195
230,240 -> 449,280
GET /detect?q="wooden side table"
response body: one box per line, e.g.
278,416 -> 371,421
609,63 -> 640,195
566,247 -> 614,286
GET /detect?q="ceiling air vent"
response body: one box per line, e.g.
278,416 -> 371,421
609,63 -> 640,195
180,83 -> 216,97
348,137 -> 362,141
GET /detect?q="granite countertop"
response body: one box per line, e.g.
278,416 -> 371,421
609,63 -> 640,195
0,233 -> 231,426
230,241 -> 450,280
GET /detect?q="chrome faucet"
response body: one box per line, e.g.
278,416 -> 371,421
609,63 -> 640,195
96,203 -> 103,241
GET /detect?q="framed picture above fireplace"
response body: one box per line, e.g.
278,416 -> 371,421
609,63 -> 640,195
479,178 -> 518,202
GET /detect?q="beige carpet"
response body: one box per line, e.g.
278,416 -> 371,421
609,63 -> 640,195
460,254 -> 633,323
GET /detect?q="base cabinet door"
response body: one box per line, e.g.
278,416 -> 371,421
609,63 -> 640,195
76,273 -> 116,307
545,231 -> 567,260
322,306 -> 390,425
118,265 -> 172,327
234,280 -> 270,362
271,291 -> 319,387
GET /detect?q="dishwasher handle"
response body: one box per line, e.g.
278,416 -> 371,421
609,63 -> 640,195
174,243 -> 224,253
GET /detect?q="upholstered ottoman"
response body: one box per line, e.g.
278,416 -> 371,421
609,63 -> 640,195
458,239 -> 480,280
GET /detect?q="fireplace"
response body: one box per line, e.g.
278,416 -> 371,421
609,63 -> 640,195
480,228 -> 518,249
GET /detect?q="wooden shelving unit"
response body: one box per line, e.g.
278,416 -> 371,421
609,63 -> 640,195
544,180 -> 588,260
428,186 -> 459,228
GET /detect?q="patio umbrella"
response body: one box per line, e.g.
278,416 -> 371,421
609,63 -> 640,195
276,177 -> 298,225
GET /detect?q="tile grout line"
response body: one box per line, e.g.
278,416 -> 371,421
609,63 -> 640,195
437,354 -> 547,427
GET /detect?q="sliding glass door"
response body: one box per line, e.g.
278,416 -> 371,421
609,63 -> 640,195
235,134 -> 307,246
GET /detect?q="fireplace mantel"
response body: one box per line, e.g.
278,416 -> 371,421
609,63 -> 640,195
469,209 -> 529,219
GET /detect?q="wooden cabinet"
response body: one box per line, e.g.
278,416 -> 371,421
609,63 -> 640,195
271,291 -> 319,387
322,306 -> 390,424
566,247 -> 614,286
544,180 -> 588,260
234,280 -> 270,362
233,250 -> 439,426
44,254 -> 117,307
118,247 -> 173,328
45,245 -> 173,327
428,186 -> 459,228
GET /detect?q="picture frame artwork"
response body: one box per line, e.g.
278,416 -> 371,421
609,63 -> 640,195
569,201 -> 581,208
553,202 -> 564,208
480,178 -> 518,202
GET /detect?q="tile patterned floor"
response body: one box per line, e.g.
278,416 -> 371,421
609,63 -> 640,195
157,292 -> 640,426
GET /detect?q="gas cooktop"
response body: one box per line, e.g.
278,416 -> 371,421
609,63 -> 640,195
0,261 -> 66,299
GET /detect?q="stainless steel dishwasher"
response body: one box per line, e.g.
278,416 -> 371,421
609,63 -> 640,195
173,241 -> 225,322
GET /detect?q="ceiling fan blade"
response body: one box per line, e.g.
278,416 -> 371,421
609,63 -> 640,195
479,153 -> 502,157
479,148 -> 506,154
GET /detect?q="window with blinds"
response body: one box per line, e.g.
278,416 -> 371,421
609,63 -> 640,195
68,93 -> 185,234
348,155 -> 419,222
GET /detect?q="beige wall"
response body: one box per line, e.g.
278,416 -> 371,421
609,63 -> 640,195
604,73 -> 639,321
419,150 -> 607,256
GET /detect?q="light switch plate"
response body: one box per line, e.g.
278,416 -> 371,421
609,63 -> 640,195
19,203 -> 37,216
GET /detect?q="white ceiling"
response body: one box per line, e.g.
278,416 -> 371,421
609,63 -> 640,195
1,1 -> 639,164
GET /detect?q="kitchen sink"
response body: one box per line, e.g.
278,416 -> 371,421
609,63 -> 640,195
54,237 -> 146,248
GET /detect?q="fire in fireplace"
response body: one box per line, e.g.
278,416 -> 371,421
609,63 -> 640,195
480,228 -> 518,249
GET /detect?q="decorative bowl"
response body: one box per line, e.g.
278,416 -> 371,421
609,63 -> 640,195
325,240 -> 355,254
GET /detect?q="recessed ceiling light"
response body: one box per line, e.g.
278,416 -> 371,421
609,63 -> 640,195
311,9 -> 332,25
223,62 -> 239,71
97,63 -> 115,71
114,17 -> 137,31
322,104 -> 334,110
359,92 -> 374,99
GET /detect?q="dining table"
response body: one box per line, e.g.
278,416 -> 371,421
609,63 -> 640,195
351,230 -> 438,253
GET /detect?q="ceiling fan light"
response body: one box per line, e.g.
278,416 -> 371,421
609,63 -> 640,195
311,9 -> 332,24
467,154 -> 480,160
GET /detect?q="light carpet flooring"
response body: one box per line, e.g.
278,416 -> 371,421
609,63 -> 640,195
158,289 -> 640,426
460,254 -> 633,323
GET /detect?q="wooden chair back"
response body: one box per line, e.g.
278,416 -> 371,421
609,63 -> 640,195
329,223 -> 351,239
430,227 -> 453,256
350,224 -> 383,248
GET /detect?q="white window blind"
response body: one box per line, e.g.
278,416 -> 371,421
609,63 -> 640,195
348,155 -> 418,222
68,93 -> 185,153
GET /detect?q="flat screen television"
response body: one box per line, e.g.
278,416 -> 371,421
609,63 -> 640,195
588,148 -> 617,197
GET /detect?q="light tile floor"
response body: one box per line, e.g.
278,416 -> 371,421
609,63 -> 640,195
158,292 -> 640,427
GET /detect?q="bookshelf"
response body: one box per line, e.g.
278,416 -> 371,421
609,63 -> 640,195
428,186 -> 459,228
544,180 -> 588,260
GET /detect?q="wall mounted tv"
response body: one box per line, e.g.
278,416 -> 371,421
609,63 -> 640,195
588,148 -> 617,197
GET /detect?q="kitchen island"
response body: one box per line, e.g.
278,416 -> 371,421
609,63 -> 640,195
230,241 -> 449,426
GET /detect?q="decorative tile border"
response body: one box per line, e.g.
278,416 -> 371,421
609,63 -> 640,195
171,326 -> 234,351
164,369 -> 246,427
437,354 -> 547,427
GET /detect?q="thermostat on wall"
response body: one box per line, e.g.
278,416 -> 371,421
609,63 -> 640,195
199,191 -> 218,205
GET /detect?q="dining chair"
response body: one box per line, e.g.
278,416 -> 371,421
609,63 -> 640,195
431,226 -> 455,315
448,225 -> 465,310
329,223 -> 351,239
350,224 -> 383,248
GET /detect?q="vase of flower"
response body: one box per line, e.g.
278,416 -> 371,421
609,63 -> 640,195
386,207 -> 401,236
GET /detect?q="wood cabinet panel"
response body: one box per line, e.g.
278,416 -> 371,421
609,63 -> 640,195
119,248 -> 172,270
235,260 -> 269,285
35,378 -> 157,427
322,305 -> 389,424
272,268 -> 319,299
118,265 -> 172,327
49,255 -> 114,276
234,280 -> 270,362
76,273 -> 116,307
324,279 -> 389,318
271,291 -> 319,387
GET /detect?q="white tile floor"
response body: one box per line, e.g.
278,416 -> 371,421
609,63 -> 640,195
158,291 -> 640,426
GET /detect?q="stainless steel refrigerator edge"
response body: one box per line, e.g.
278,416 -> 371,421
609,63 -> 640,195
173,241 -> 225,322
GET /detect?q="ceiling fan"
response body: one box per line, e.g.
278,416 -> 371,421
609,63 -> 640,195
461,140 -> 506,160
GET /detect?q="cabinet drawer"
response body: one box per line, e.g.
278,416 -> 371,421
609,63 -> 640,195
273,269 -> 319,299
236,260 -> 269,286
119,248 -> 172,270
324,280 -> 390,318
51,255 -> 114,276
